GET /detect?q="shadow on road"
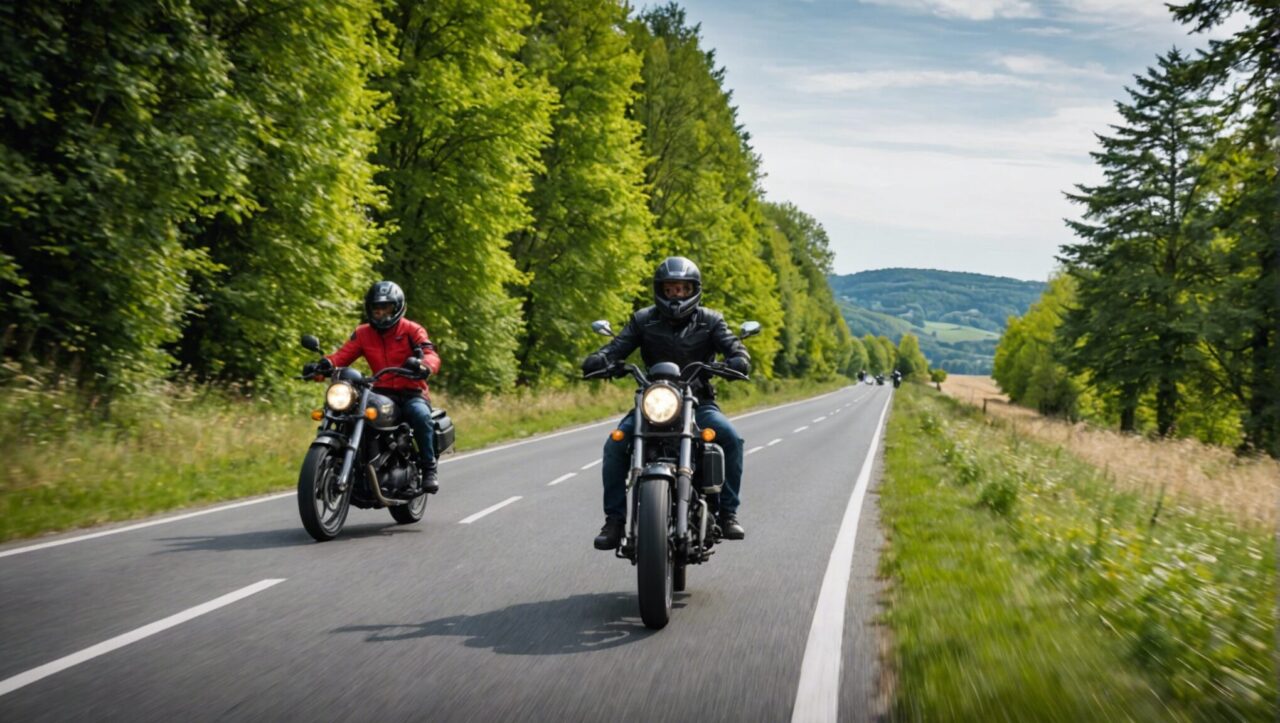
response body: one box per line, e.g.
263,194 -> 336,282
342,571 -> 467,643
333,592 -> 687,655
155,523 -> 421,553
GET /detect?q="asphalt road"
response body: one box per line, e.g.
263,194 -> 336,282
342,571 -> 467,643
0,383 -> 894,722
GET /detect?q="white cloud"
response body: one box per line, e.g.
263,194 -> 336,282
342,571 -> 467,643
860,0 -> 1039,20
995,53 -> 1117,79
796,69 -> 1037,93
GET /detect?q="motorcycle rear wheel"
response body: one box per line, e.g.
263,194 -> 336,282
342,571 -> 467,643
298,446 -> 351,542
389,491 -> 428,524
636,479 -> 673,629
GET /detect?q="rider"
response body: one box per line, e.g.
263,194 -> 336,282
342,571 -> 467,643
582,256 -> 751,550
304,281 -> 444,494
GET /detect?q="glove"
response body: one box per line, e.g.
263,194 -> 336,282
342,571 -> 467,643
726,356 -> 750,376
403,356 -> 430,378
303,358 -> 334,378
582,352 -> 609,375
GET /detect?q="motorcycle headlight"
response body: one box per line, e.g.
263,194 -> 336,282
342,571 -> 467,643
325,382 -> 356,411
642,384 -> 681,425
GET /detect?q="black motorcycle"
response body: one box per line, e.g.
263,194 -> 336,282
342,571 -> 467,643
875,374 -> 885,385
892,371 -> 902,388
296,334 -> 455,542
584,319 -> 760,629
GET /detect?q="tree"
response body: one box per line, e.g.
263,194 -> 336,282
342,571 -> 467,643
895,334 -> 929,381
629,5 -> 783,375
993,274 -> 1081,418
1059,49 -> 1218,435
375,0 -> 555,396
1172,0 -> 1279,455
0,2 -> 248,397
176,0 -> 392,387
510,0 -> 654,384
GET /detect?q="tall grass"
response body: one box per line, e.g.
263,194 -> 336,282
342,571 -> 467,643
940,375 -> 1279,528
882,384 -> 1275,721
0,373 -> 848,542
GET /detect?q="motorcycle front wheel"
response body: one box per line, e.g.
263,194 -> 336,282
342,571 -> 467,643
298,446 -> 352,542
636,479 -> 673,629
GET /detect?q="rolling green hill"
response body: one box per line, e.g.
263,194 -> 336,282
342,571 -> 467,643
830,268 -> 1045,374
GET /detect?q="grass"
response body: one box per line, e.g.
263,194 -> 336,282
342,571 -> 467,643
0,374 -> 850,542
881,383 -> 1276,721
939,375 -> 1280,528
921,321 -> 1000,343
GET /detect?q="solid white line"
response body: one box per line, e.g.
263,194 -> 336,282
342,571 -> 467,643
0,386 -> 859,560
458,496 -> 522,524
767,438 -> 783,446
790,395 -> 892,723
580,459 -> 601,470
745,446 -> 764,455
547,473 -> 577,486
0,494 -> 294,560
812,416 -> 826,423
793,426 -> 809,433
0,578 -> 285,698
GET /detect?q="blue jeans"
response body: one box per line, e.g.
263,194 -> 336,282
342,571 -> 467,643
396,394 -> 437,470
601,403 -> 743,521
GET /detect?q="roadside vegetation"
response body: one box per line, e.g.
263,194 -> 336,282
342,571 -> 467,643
0,374 -> 848,543
880,383 -> 1275,721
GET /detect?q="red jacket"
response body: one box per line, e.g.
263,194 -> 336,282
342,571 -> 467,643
326,318 -> 442,398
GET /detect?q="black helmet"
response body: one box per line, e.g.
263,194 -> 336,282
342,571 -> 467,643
364,280 -> 406,331
653,256 -> 702,321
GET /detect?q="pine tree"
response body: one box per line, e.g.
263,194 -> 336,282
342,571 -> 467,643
1060,49 -> 1218,436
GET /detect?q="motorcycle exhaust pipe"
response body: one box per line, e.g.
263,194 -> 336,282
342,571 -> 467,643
367,464 -> 407,506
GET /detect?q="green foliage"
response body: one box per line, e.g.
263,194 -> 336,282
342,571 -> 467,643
1061,49 -> 1218,437
629,4 -> 784,375
993,273 -> 1081,418
177,0 -> 392,388
375,0 -> 555,396
510,0 -> 654,384
895,333 -> 929,381
0,2 -> 245,396
929,367 -> 948,385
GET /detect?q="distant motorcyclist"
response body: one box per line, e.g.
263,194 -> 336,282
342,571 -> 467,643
892,369 -> 902,387
582,257 -> 751,549
304,281 -> 444,493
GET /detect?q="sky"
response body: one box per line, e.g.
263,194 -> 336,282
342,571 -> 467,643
668,0 -> 1240,282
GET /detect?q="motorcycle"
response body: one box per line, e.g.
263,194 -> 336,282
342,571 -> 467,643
875,374 -> 885,385
584,319 -> 760,629
892,372 -> 902,388
296,334 -> 455,542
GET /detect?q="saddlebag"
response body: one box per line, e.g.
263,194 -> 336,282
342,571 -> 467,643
696,442 -> 725,494
431,407 -> 456,455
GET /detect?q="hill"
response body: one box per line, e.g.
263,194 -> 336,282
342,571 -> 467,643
829,268 -> 1045,374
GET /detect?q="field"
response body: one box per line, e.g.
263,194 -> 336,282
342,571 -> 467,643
937,375 -> 1280,527
920,321 -> 1001,343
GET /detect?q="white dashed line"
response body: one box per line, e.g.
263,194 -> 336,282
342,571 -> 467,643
580,459 -> 601,470
812,416 -> 826,423
746,446 -> 764,455
793,425 -> 809,433
459,496 -> 522,524
768,438 -> 782,446
0,579 -> 286,698
547,473 -> 577,486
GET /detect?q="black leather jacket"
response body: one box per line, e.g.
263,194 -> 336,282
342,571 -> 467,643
593,306 -> 749,402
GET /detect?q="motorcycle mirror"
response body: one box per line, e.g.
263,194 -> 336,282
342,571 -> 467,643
300,334 -> 321,352
739,321 -> 761,339
591,320 -> 615,337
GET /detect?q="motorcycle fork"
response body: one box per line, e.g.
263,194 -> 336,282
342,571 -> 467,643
626,392 -> 645,548
674,395 -> 695,555
335,387 -> 372,492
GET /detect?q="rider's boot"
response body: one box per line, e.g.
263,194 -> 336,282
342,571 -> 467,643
594,518 -> 625,550
718,512 -> 745,540
420,461 -> 439,495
